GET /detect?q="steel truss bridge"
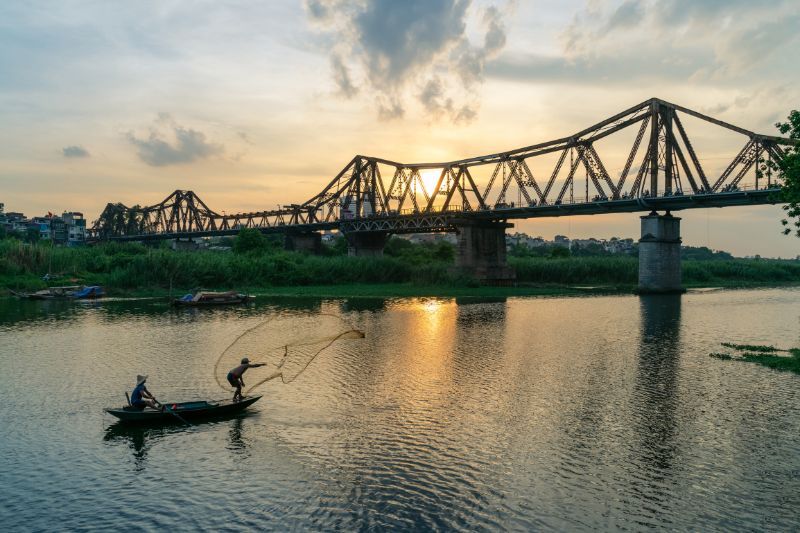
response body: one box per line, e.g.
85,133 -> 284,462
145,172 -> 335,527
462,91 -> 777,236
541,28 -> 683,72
92,98 -> 791,241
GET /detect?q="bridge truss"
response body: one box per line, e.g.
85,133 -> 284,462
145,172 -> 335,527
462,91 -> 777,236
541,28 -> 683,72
92,98 -> 792,240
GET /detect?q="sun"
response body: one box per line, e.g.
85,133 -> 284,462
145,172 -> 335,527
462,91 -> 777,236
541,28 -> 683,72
419,169 -> 442,195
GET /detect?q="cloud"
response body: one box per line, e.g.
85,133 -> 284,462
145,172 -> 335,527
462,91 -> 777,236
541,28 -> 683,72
305,0 -> 331,20
305,0 -> 510,122
62,145 -> 89,158
653,0 -> 774,26
561,0 -> 799,77
419,77 -> 453,115
486,48 -> 710,85
604,0 -> 644,32
377,98 -> 404,121
702,85 -> 792,115
330,53 -> 358,98
126,113 -> 223,167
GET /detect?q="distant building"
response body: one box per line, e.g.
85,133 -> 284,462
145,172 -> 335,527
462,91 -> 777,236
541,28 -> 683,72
605,238 -> 635,254
61,212 -> 86,245
51,217 -> 68,244
2,211 -> 27,234
29,217 -> 53,240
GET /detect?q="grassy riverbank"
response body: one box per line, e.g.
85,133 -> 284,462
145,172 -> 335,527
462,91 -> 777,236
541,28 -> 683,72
2,237 -> 799,297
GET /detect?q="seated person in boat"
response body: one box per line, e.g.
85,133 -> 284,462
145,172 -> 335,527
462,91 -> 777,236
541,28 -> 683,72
131,375 -> 158,410
227,358 -> 266,401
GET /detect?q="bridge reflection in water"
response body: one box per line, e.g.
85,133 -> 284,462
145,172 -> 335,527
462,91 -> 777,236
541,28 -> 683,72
634,295 -> 682,498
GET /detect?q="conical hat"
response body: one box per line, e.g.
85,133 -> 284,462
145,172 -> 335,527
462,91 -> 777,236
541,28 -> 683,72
136,374 -> 147,386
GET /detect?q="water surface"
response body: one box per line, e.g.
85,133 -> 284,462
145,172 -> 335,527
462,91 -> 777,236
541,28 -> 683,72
1,289 -> 798,531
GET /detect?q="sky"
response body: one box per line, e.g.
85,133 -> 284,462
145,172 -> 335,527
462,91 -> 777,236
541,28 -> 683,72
1,0 -> 799,257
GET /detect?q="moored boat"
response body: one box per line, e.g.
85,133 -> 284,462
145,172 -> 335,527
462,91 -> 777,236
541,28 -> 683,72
72,285 -> 105,299
105,395 -> 262,424
171,290 -> 253,306
10,285 -> 81,299
10,285 -> 105,299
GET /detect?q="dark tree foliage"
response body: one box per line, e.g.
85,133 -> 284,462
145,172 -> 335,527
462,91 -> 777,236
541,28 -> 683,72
232,228 -> 268,253
25,226 -> 40,243
774,110 -> 800,237
681,246 -> 733,261
549,246 -> 570,258
384,237 -> 455,264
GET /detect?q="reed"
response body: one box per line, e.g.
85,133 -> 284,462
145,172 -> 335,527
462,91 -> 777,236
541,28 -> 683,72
1,237 -> 799,292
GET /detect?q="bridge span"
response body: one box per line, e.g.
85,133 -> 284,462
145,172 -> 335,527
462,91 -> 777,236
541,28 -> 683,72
91,98 -> 792,292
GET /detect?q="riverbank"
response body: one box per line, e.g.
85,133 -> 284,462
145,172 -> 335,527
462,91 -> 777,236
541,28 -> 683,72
4,278 -> 800,301
2,238 -> 799,297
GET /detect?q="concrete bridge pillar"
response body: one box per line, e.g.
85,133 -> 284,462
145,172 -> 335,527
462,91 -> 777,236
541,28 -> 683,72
454,221 -> 516,283
346,231 -> 389,257
638,212 -> 683,293
284,231 -> 322,254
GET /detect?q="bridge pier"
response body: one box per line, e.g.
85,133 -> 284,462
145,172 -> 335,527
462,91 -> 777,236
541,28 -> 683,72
284,231 -> 322,254
346,231 -> 389,257
454,221 -> 516,283
638,212 -> 684,293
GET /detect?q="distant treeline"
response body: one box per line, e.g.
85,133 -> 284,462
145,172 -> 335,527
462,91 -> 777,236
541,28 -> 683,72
508,241 -> 736,260
1,229 -> 799,293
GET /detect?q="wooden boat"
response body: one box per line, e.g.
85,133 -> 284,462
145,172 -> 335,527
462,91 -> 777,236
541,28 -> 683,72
171,290 -> 253,306
105,395 -> 262,424
10,285 -> 105,300
10,285 -> 81,299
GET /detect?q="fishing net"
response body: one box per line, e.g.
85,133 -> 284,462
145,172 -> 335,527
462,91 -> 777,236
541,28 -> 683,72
214,313 -> 364,394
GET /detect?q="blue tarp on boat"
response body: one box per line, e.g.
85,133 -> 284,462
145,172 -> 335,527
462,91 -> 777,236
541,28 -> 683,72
72,286 -> 105,299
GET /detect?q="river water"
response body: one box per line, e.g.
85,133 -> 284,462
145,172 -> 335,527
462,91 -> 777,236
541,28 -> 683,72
0,289 -> 798,531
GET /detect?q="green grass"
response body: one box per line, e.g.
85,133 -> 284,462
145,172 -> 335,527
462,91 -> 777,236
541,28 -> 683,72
709,343 -> 800,375
709,352 -> 733,360
740,349 -> 800,373
720,342 -> 782,353
2,238 -> 799,298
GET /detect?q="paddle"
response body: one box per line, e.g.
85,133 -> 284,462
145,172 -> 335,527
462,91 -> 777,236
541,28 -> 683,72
154,398 -> 191,426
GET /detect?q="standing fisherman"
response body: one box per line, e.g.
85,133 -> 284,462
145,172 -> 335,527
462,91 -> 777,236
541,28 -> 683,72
227,358 -> 266,401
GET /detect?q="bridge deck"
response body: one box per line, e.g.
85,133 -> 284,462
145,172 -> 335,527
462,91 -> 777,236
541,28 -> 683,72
108,188 -> 781,241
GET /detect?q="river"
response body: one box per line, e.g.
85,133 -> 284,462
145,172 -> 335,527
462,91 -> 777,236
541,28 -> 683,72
0,288 -> 798,531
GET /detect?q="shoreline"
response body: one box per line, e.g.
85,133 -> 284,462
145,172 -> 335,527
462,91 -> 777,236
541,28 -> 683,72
4,280 -> 798,301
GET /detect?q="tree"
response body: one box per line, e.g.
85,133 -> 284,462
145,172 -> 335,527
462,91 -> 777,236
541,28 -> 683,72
549,246 -> 570,258
774,110 -> 800,237
25,226 -> 40,243
233,228 -> 268,253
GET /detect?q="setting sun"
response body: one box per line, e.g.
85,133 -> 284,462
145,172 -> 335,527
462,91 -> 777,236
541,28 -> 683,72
419,169 -> 443,197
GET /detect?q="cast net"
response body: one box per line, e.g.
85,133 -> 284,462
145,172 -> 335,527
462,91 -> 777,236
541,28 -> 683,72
214,313 -> 364,394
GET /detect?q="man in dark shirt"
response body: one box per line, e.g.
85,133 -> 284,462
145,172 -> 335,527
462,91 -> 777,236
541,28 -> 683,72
131,375 -> 158,409
227,358 -> 265,401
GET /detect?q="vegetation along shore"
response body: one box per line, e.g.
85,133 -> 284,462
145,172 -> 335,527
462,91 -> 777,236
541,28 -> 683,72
2,229 -> 799,298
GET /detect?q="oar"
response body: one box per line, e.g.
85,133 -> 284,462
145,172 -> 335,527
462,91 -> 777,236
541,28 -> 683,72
155,399 -> 191,426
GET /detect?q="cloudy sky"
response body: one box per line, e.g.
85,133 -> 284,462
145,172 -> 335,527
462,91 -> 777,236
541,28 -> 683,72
1,0 -> 798,256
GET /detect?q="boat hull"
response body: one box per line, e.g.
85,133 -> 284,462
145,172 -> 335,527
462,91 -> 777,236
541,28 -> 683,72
105,395 -> 262,424
171,295 -> 253,306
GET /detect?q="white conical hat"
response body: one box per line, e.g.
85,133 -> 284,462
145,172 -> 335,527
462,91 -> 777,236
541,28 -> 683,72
136,374 -> 148,386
